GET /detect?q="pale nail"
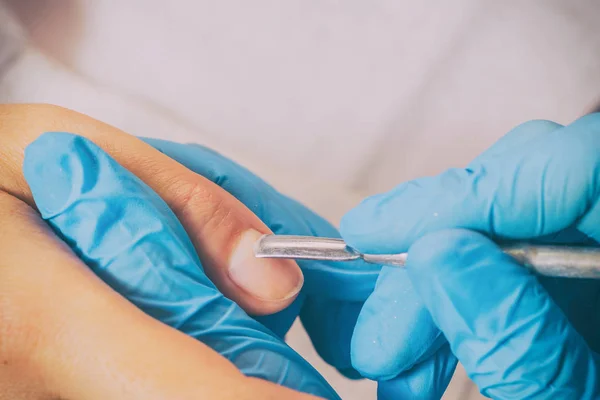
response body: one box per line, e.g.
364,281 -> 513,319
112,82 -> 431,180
228,230 -> 304,301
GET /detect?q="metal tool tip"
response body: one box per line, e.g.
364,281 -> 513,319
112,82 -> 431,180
253,234 -> 272,258
253,234 -> 362,261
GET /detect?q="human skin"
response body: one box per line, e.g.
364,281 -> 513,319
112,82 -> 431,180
0,104 -> 319,399
0,103 -> 304,315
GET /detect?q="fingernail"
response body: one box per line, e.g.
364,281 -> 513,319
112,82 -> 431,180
228,230 -> 304,301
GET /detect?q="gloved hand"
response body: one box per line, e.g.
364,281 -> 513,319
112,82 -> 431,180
24,132 -> 356,399
7,136 -> 325,399
0,104 -> 378,395
341,114 -> 600,399
24,132 -> 380,398
143,137 -> 380,378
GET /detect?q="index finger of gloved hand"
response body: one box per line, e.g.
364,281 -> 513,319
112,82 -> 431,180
0,104 -> 303,316
23,133 -> 339,400
407,229 -> 600,399
340,117 -> 600,253
143,137 -> 381,301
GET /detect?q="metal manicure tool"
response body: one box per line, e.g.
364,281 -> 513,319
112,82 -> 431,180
254,234 -> 600,279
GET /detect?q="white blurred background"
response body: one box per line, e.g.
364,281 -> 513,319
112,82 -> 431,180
1,1 -> 599,399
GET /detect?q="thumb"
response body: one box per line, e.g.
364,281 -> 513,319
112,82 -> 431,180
406,229 -> 600,399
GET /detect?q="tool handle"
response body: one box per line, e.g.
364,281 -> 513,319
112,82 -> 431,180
502,245 -> 600,279
362,244 -> 600,279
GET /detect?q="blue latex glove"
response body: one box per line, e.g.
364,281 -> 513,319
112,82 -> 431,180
23,132 -> 351,399
341,115 -> 600,398
143,138 -> 380,378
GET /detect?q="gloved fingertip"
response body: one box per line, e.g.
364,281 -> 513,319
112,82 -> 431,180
352,322 -> 445,382
511,119 -> 563,134
24,132 -> 97,218
574,111 -> 600,127
377,345 -> 457,400
351,268 -> 443,380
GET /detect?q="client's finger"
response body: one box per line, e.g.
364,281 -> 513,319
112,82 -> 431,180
143,138 -> 381,377
0,192 -> 315,400
0,103 -> 302,315
23,132 -> 339,399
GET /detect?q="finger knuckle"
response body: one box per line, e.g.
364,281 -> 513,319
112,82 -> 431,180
171,177 -> 236,232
